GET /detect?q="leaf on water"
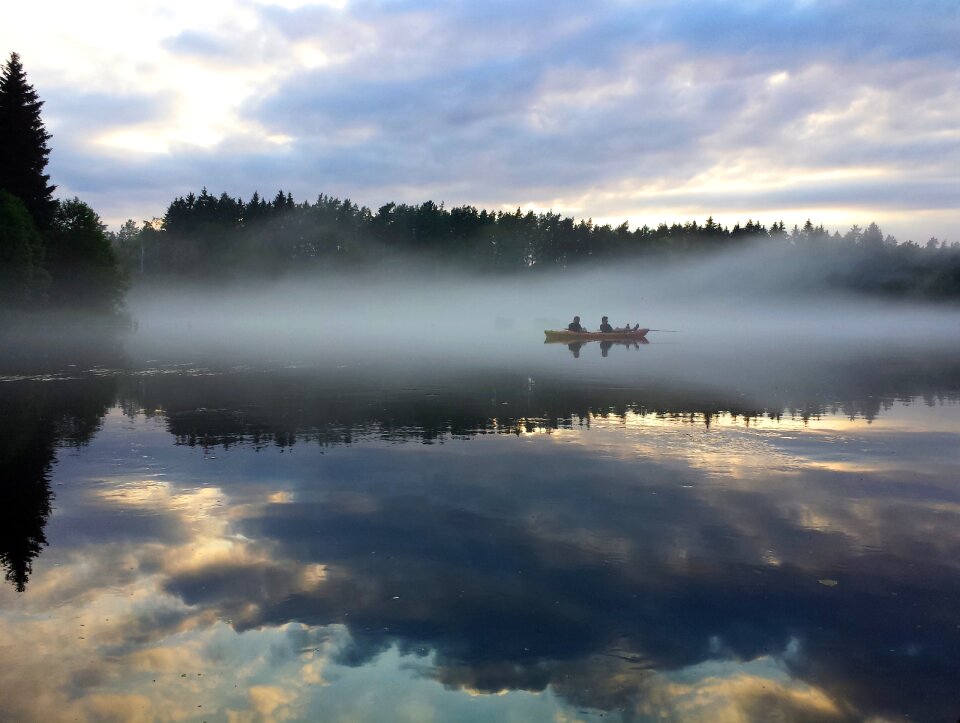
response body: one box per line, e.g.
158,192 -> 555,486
818,578 -> 839,587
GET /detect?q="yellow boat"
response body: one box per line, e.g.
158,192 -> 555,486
544,328 -> 649,342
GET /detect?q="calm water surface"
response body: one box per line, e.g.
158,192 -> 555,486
2,324 -> 960,722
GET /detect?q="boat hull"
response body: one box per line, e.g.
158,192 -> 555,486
544,329 -> 649,342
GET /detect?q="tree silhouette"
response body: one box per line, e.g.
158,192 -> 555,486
45,198 -> 128,312
0,348 -> 120,592
0,52 -> 56,229
0,190 -> 47,305
0,385 -> 55,592
120,185 -> 960,297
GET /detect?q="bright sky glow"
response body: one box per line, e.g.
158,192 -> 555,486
2,0 -> 958,239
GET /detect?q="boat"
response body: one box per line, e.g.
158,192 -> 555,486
544,328 -> 649,342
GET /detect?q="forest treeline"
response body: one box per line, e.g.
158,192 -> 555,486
112,187 -> 960,298
3,49 -> 959,313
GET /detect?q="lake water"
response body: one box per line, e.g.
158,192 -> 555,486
2,312 -> 960,722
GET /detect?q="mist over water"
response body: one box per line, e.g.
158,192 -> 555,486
5,247 -> 959,437
3,249 -> 960,722
122,248 -> 960,403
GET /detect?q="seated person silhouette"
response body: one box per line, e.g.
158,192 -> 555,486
567,316 -> 584,332
599,316 -> 613,333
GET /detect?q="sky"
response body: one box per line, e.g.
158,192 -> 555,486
3,0 -> 958,240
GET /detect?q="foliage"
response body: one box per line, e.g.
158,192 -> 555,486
0,52 -> 127,317
0,190 -> 47,306
45,198 -> 128,313
0,52 -> 55,228
114,188 -> 960,298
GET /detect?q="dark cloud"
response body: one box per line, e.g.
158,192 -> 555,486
160,25 -> 287,67
44,89 -> 172,132
163,29 -> 241,61
366,0 -> 959,70
48,504 -> 187,547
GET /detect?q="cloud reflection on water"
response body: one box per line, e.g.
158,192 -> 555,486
2,395 -> 958,721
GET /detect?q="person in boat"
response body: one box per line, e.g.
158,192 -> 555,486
568,316 -> 585,332
599,316 -> 613,333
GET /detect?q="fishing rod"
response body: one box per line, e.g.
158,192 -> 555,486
647,328 -> 680,332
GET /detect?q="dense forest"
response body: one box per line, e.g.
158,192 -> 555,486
112,188 -> 960,298
0,53 -> 126,316
2,49 -> 959,312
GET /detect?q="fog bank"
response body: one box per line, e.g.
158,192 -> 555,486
125,241 -> 960,361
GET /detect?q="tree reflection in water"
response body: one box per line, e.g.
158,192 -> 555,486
0,376 -> 117,590
1,334 -> 960,721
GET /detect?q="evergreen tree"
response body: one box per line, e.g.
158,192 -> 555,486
861,222 -> 884,250
0,190 -> 47,305
0,52 -> 56,228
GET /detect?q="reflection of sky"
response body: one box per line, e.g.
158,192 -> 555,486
3,400 -> 960,721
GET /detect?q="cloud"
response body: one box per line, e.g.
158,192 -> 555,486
163,29 -> 247,62
139,422 -> 960,719
5,0 -> 956,239
248,684 -> 297,717
44,89 -> 172,133
231,1 -> 959,236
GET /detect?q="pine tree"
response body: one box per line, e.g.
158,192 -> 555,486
0,190 -> 48,305
0,52 -> 56,228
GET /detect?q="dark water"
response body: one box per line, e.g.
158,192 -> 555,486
2,322 -> 960,722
